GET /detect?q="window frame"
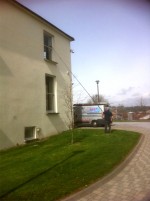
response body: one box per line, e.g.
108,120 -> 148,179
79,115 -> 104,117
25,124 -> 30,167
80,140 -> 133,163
45,74 -> 57,114
43,31 -> 53,61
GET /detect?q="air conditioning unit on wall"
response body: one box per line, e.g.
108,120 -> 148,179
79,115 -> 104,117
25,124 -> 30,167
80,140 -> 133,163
24,126 -> 40,142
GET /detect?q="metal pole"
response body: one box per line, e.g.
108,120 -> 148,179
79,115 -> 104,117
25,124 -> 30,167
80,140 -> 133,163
95,80 -> 100,103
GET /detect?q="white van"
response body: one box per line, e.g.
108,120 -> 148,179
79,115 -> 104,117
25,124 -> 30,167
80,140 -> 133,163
74,103 -> 108,127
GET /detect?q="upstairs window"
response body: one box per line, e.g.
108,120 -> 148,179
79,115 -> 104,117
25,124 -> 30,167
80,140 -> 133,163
44,32 -> 52,61
45,75 -> 56,112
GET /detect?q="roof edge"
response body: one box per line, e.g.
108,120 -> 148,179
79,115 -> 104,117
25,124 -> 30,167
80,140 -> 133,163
11,0 -> 75,41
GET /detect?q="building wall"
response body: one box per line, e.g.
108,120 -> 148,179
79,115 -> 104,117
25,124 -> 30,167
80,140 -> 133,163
0,0 -> 73,149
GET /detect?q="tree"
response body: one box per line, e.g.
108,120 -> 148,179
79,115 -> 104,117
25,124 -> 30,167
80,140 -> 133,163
63,83 -> 74,144
138,97 -> 146,110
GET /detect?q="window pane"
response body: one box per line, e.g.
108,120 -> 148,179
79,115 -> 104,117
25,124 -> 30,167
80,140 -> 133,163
46,76 -> 55,111
46,77 -> 53,93
46,94 -> 54,110
44,35 -> 52,46
44,33 -> 52,60
48,37 -> 52,46
44,47 -> 52,60
44,35 -> 48,46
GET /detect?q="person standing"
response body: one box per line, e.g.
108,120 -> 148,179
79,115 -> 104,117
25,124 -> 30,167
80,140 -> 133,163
103,107 -> 113,133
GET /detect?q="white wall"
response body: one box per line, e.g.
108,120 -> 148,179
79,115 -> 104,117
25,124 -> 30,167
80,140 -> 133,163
0,0 -> 73,149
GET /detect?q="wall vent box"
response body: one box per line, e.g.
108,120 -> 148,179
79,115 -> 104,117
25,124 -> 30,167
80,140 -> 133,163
25,126 -> 39,142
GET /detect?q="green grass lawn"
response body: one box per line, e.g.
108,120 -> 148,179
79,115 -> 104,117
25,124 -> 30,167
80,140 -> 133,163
0,129 -> 141,201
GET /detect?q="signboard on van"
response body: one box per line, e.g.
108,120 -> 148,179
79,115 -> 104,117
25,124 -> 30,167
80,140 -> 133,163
81,105 -> 103,114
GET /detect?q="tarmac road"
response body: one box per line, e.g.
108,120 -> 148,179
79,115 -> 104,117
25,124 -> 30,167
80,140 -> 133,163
62,122 -> 150,201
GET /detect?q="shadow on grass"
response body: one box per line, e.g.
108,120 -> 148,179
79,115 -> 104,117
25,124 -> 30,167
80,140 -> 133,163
0,150 -> 85,199
111,129 -> 117,133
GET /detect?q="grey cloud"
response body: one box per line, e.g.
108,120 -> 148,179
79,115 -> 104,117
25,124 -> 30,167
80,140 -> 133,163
117,87 -> 134,95
132,92 -> 141,97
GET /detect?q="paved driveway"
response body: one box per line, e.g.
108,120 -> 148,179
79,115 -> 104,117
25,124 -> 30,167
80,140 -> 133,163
62,122 -> 150,201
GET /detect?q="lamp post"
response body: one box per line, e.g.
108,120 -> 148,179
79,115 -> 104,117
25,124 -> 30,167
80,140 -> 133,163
95,80 -> 100,103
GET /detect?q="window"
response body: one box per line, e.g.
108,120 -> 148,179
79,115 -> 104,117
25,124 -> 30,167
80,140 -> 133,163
45,75 -> 56,112
44,32 -> 52,61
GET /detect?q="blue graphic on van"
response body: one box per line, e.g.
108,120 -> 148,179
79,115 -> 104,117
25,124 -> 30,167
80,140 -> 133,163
82,106 -> 102,114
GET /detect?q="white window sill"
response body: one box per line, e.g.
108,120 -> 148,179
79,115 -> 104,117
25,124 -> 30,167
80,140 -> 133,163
46,111 -> 59,115
44,58 -> 58,65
